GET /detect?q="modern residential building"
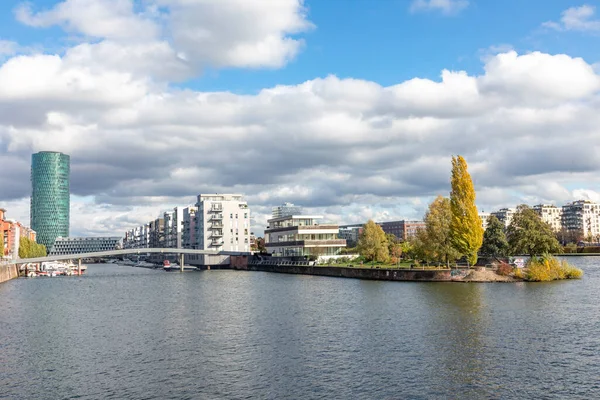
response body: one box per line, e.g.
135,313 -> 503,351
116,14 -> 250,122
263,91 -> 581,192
49,237 -> 121,255
31,151 -> 70,249
188,194 -> 251,265
562,200 -> 600,240
1,208 -> 37,259
265,214 -> 346,258
182,206 -> 197,249
149,218 -> 165,248
272,202 -> 303,219
164,208 -> 185,249
338,224 -> 363,247
533,204 -> 563,232
478,212 -> 491,230
491,208 -> 516,228
379,220 -> 425,241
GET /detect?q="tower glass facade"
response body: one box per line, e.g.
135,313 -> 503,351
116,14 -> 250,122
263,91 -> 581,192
31,151 -> 70,249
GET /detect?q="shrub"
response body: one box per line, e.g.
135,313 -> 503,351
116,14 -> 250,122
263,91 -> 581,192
390,256 -> 399,265
526,255 -> 583,282
513,268 -> 524,279
496,262 -> 512,276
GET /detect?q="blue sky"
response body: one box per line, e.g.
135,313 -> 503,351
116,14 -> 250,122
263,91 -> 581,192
1,0 -> 600,235
2,0 -> 598,92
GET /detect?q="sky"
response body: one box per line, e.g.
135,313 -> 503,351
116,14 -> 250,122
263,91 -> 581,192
1,0 -> 600,236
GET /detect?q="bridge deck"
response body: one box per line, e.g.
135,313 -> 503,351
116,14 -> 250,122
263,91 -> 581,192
9,248 -> 251,264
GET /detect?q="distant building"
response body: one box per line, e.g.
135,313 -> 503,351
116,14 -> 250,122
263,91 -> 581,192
265,214 -> 346,258
49,237 -> 121,255
182,206 -> 198,249
272,202 -> 303,219
478,212 -> 491,230
491,208 -> 516,228
31,151 -> 70,249
378,220 -> 425,241
187,194 -> 251,265
562,200 -> 600,240
1,208 -> 37,259
533,204 -> 563,232
338,224 -> 363,247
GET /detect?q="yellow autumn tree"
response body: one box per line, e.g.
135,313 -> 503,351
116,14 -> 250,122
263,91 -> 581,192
357,220 -> 389,263
449,155 -> 483,265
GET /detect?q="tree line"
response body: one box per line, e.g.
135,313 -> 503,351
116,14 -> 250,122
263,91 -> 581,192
18,236 -> 47,258
354,156 -> 563,266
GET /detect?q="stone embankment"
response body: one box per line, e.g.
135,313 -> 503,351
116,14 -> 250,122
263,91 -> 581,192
239,263 -> 518,282
243,264 -> 452,281
0,264 -> 19,284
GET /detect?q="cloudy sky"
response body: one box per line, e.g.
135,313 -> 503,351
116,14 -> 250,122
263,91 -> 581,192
1,0 -> 600,236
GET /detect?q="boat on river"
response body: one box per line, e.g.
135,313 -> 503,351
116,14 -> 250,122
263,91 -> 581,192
163,260 -> 198,272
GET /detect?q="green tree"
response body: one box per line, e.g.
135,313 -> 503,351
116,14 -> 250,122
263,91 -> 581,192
480,215 -> 509,258
357,220 -> 389,262
415,196 -> 460,266
506,205 -> 563,257
450,155 -> 484,265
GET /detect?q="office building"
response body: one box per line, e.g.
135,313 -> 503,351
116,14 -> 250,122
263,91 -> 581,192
338,224 -> 363,247
378,220 -> 426,241
265,214 -> 346,258
31,151 -> 70,249
49,237 -> 121,255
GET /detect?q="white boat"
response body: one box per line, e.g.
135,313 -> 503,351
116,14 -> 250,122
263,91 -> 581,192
135,261 -> 155,268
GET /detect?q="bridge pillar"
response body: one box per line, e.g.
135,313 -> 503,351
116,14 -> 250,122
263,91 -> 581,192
78,259 -> 82,275
179,254 -> 184,272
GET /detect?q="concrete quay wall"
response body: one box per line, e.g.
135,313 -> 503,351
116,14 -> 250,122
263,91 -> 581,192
0,264 -> 19,284
243,264 -> 452,282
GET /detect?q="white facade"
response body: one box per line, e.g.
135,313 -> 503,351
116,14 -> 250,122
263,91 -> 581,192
190,194 -> 251,265
491,208 -> 516,228
533,204 -> 563,232
265,215 -> 346,258
562,200 -> 600,240
478,212 -> 491,230
164,207 -> 185,249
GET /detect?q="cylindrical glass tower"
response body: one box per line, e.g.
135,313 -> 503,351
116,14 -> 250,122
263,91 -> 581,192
31,151 -> 70,250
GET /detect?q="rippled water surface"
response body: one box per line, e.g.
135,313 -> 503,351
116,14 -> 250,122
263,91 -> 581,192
1,258 -> 600,399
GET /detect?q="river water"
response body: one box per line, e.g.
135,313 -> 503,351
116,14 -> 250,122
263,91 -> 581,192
1,258 -> 599,399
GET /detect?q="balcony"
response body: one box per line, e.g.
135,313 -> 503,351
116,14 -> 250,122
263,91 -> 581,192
210,239 -> 224,246
210,204 -> 223,212
211,222 -> 224,228
210,230 -> 223,237
211,214 -> 223,221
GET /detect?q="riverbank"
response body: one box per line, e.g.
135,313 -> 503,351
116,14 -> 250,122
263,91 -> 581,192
240,263 -> 520,282
0,264 -> 19,284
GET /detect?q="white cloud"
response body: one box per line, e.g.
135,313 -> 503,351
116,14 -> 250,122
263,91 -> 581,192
410,0 -> 469,15
14,0 -> 314,74
543,5 -> 600,32
0,40 -> 17,55
3,1 -> 600,237
15,0 -> 159,41
159,0 -> 314,69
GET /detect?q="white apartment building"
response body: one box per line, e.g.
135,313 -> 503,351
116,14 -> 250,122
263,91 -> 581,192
562,200 -> 600,240
188,194 -> 251,265
478,212 -> 491,230
164,207 -> 184,249
533,204 -> 563,232
265,215 -> 346,259
491,208 -> 516,228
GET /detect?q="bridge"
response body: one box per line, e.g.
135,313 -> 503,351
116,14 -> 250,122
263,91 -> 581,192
8,248 -> 251,272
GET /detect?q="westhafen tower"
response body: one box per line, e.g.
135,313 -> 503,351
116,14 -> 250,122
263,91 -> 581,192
30,151 -> 70,250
